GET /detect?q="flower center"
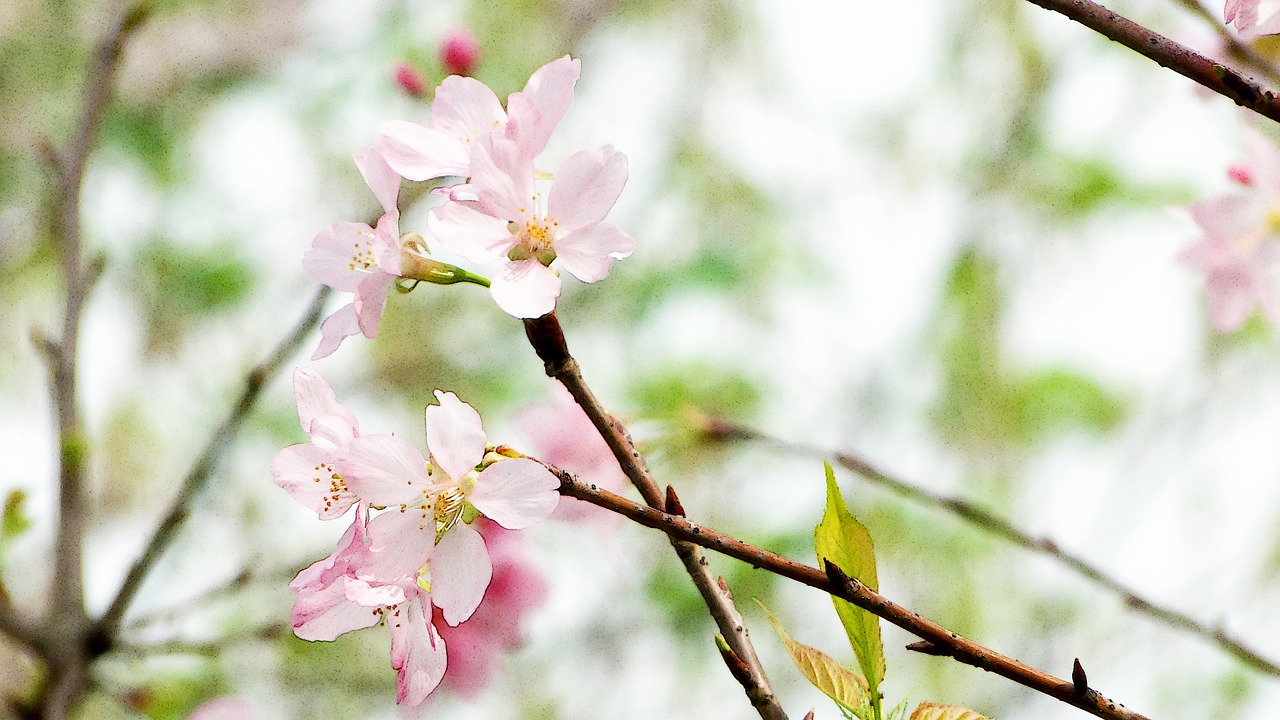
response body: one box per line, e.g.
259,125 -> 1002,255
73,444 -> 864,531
431,486 -> 468,542
310,462 -> 348,513
508,194 -> 559,265
348,229 -> 379,272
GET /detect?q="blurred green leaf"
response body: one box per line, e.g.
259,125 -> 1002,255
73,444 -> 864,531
0,489 -> 32,572
129,239 -> 256,355
626,361 -> 760,420
907,702 -> 989,720
814,463 -> 885,719
1008,368 -> 1125,438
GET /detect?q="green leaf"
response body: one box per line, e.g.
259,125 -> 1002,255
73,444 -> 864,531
756,600 -> 869,713
814,463 -> 885,719
907,702 -> 990,720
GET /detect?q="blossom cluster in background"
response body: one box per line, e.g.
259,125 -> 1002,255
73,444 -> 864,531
304,55 -> 634,358
1181,130 -> 1280,331
271,369 -> 560,705
1225,0 -> 1280,36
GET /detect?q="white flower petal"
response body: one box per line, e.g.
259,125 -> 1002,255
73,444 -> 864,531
424,391 -> 487,482
431,521 -> 492,626
470,457 -> 560,529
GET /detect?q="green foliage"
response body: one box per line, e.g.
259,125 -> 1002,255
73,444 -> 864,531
125,661 -> 227,720
0,490 -> 32,572
625,361 -> 760,420
1010,152 -> 1191,218
907,702 -> 989,720
932,247 -> 1126,448
128,239 -> 256,355
814,463 -> 885,720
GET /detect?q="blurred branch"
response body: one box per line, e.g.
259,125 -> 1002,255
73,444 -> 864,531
523,313 -> 788,720
33,2 -> 152,718
552,468 -> 1152,720
1172,0 -> 1280,88
1023,0 -> 1280,124
697,416 -> 1280,679
95,286 -> 332,643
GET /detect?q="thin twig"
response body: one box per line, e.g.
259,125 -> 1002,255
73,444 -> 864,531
94,286 -> 331,643
34,3 -> 151,718
1023,0 -> 1280,124
523,313 -> 787,720
552,468 -> 1152,720
698,417 -> 1280,679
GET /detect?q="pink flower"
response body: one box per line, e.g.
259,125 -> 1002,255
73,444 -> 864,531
1226,0 -> 1280,36
427,138 -> 635,317
376,55 -> 580,183
187,697 -> 258,720
439,28 -> 481,77
515,383 -> 627,523
304,147 -> 404,359
336,391 -> 559,624
289,507 -> 449,706
435,518 -> 548,697
1181,131 -> 1280,331
271,369 -> 362,519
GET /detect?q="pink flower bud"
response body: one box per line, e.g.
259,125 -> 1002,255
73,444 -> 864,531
1228,164 -> 1254,186
439,28 -> 480,77
393,61 -> 427,98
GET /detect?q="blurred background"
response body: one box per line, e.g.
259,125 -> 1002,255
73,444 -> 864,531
2,0 -> 1279,717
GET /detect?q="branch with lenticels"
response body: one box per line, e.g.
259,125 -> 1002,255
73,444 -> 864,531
550,466 -> 1153,720
523,312 -> 788,720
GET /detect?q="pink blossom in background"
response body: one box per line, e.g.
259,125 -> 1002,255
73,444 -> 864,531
394,61 -> 427,97
187,696 -> 258,720
1181,131 -> 1280,331
1225,0 -> 1280,37
439,28 -> 481,77
434,518 -> 548,697
515,383 -> 627,523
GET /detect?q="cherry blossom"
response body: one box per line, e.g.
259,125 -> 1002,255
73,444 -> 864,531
303,147 -> 403,359
1181,131 -> 1280,331
428,137 -> 635,317
376,55 -> 580,183
270,369 -> 362,519
438,28 -> 481,77
1225,0 -> 1280,37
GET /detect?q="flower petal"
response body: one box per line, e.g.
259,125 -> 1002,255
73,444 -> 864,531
505,55 -> 580,157
431,521 -> 492,626
354,270 -> 396,338
292,368 -> 358,437
272,443 -> 358,520
427,201 -> 516,265
548,145 -> 628,232
389,596 -> 448,706
469,457 -> 560,529
338,434 -> 431,507
363,504 -> 437,578
291,577 -> 383,641
354,146 -> 401,216
489,259 -> 561,318
377,120 -> 470,181
312,303 -> 361,360
425,391 -> 488,482
304,221 -> 380,291
431,75 -> 506,141
553,221 -> 635,283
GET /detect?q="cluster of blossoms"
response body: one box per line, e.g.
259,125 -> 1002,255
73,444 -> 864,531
271,369 -> 560,705
305,55 -> 634,359
1181,130 -> 1280,331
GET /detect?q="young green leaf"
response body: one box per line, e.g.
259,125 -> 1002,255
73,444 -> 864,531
907,702 -> 990,720
756,600 -> 869,713
814,462 -> 885,718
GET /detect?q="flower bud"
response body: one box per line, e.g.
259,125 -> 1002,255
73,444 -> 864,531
439,28 -> 480,77
1228,164 -> 1254,186
393,61 -> 427,98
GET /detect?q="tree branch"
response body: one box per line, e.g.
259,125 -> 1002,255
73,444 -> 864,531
94,286 -> 331,643
696,416 -> 1280,679
34,3 -> 151,717
523,313 -> 787,720
1023,0 -> 1280,124
552,468 -> 1152,720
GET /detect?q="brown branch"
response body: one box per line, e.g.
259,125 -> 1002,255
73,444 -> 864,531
1022,0 -> 1280,124
698,417 -> 1280,679
1172,0 -> 1280,88
33,3 -> 151,718
94,286 -> 331,643
523,313 -> 787,720
552,468 -> 1152,720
